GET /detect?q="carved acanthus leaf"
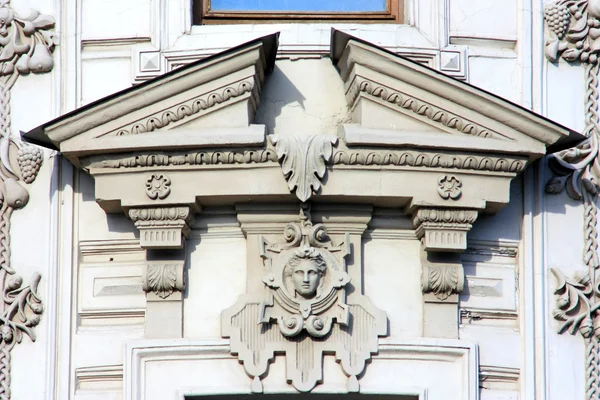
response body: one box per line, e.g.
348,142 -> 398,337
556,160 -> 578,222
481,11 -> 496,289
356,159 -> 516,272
144,264 -> 181,299
422,265 -> 463,300
270,135 -> 338,202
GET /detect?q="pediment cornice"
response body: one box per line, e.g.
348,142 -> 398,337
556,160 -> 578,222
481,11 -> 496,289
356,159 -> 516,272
25,33 -> 279,167
23,30 -> 585,253
331,30 -> 581,156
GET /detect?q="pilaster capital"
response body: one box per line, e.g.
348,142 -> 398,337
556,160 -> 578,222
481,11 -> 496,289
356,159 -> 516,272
128,206 -> 192,249
412,208 -> 478,252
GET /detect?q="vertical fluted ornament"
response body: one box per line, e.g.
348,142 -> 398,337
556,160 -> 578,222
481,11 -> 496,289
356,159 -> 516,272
544,2 -> 600,399
0,1 -> 57,399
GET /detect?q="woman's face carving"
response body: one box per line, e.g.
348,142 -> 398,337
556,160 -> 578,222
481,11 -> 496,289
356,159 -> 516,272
291,259 -> 320,298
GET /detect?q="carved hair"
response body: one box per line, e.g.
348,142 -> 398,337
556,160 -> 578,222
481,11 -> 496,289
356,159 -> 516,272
285,246 -> 327,275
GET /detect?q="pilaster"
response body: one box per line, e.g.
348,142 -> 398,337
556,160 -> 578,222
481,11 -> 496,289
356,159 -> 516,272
129,206 -> 191,338
414,207 -> 475,338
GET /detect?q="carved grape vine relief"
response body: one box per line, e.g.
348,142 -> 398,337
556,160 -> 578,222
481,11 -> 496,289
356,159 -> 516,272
0,1 -> 57,398
544,1 -> 600,399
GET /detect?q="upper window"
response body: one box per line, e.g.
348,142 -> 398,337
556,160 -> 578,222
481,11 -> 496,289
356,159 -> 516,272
194,0 -> 403,23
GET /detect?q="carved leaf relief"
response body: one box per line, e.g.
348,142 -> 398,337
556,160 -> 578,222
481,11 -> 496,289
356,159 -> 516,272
146,264 -> 178,299
270,135 -> 338,202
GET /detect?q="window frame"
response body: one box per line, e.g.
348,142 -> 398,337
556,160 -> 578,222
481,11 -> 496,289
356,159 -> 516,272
195,0 -> 403,23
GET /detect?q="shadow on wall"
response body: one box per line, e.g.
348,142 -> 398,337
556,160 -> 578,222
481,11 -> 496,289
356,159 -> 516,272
255,64 -> 306,136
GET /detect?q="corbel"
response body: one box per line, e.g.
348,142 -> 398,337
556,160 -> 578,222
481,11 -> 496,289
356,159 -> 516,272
412,208 -> 478,252
413,207 -> 477,338
128,205 -> 194,338
128,206 -> 192,249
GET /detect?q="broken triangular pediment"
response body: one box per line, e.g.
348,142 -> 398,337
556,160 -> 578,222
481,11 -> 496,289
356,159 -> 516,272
330,29 -> 581,158
22,29 -> 583,218
24,33 -> 279,166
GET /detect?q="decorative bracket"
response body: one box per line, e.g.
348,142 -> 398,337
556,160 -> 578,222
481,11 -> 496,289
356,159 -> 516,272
142,262 -> 185,300
413,208 -> 478,252
269,134 -> 337,202
128,207 -> 191,249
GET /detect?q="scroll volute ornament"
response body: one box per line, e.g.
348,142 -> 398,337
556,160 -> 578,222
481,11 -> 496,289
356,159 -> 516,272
222,205 -> 387,393
259,210 -> 351,337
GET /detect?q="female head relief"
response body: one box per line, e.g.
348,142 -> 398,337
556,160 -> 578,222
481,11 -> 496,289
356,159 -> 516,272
285,246 -> 327,299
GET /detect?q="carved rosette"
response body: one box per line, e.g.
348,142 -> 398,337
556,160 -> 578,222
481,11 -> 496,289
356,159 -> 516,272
438,175 -> 462,200
413,208 -> 478,252
145,173 -> 171,200
222,206 -> 387,393
270,134 -> 338,202
128,207 -> 191,249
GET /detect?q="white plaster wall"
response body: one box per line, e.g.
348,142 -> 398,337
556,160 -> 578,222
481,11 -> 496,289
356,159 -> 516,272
2,0 -> 591,398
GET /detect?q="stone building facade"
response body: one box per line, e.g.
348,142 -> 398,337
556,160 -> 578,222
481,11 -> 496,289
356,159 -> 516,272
0,0 -> 596,399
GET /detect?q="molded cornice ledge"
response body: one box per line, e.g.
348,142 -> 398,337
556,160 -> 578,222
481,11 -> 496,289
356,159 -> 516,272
21,33 -> 279,230
329,28 -> 585,243
24,33 -> 279,167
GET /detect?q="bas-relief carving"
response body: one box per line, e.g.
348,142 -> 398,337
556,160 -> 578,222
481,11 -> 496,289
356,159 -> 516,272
142,262 -> 184,299
128,207 -> 191,249
83,144 -> 527,174
347,77 -> 504,140
544,2 -> 600,398
270,135 -> 338,202
113,80 -> 255,136
438,175 -> 462,200
145,173 -> 171,200
222,206 -> 387,393
422,264 -> 465,301
413,208 -> 478,252
0,1 -> 56,399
